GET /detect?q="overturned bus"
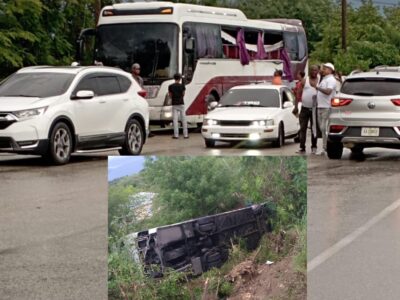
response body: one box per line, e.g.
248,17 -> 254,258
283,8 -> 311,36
125,203 -> 274,277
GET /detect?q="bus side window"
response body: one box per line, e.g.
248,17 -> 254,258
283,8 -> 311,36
263,30 -> 283,60
244,29 -> 259,59
283,32 -> 299,61
183,22 -> 222,59
221,27 -> 239,59
297,31 -> 308,61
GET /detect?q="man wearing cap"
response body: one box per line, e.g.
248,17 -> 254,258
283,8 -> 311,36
131,63 -> 144,88
311,63 -> 336,155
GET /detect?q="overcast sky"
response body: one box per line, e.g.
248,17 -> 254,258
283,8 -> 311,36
108,156 -> 145,181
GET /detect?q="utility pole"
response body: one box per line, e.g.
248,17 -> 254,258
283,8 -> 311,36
341,0 -> 347,51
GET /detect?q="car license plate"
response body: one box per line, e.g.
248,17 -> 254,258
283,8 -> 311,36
361,127 -> 379,137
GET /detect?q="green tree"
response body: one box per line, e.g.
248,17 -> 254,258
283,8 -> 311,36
312,0 -> 400,73
142,157 -> 242,225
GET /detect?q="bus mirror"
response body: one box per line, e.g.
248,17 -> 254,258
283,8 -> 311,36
185,38 -> 195,53
76,28 -> 96,64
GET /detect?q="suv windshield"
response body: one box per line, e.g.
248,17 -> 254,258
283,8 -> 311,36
341,78 -> 400,96
95,23 -> 178,85
0,73 -> 74,98
220,89 -> 280,107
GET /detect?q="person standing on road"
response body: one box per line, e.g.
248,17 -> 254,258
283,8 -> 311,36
311,63 -> 336,155
168,73 -> 189,139
296,65 -> 319,154
131,63 -> 144,88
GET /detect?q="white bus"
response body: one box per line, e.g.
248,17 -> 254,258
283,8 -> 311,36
77,2 -> 308,127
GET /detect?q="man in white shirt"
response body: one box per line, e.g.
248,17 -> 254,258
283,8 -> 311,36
311,63 -> 336,155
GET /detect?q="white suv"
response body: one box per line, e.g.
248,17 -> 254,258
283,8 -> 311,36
0,66 -> 149,164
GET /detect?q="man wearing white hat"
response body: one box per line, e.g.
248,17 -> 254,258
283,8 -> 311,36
311,62 -> 336,155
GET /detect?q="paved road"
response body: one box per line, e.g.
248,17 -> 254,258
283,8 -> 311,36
308,153 -> 400,300
1,131 -> 400,299
0,156 -> 108,300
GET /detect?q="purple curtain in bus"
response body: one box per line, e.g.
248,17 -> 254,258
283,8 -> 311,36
280,48 -> 293,82
256,32 -> 266,59
236,29 -> 250,65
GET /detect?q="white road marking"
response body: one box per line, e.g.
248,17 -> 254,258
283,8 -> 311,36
308,198 -> 400,272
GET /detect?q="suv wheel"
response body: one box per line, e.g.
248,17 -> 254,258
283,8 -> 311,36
46,122 -> 72,165
119,119 -> 144,155
327,141 -> 343,159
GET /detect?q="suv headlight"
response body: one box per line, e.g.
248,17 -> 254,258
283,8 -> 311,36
13,107 -> 48,120
252,119 -> 274,126
204,119 -> 219,126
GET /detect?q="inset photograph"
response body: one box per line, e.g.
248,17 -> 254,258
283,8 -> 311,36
108,156 -> 306,300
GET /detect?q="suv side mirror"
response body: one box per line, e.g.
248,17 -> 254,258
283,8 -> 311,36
185,38 -> 195,53
72,90 -> 95,100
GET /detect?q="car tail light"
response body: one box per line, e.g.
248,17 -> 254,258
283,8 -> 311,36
391,99 -> 400,106
331,98 -> 352,107
329,125 -> 346,133
138,90 -> 147,98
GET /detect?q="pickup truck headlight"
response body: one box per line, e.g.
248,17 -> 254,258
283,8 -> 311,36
13,107 -> 48,120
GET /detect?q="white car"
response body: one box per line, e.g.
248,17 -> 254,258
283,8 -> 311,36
0,66 -> 149,164
202,84 -> 299,148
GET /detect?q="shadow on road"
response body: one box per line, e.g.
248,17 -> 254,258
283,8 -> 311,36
0,154 -> 107,168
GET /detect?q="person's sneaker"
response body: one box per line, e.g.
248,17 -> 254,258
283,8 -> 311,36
311,147 -> 317,154
317,150 -> 326,156
184,136 -> 189,139
172,136 -> 179,139
296,148 -> 306,154
148,132 -> 155,138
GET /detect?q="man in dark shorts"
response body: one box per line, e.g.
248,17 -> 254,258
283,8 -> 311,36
168,73 -> 188,139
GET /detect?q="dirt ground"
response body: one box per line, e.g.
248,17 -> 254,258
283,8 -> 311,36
226,256 -> 306,300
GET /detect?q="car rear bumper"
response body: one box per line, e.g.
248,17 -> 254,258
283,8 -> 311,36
328,125 -> 400,148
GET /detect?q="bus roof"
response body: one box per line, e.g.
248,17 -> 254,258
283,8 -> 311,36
103,2 -> 247,21
99,2 -> 301,31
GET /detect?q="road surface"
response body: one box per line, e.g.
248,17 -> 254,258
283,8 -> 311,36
308,153 -> 400,300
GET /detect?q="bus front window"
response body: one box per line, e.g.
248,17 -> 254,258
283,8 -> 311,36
95,23 -> 179,85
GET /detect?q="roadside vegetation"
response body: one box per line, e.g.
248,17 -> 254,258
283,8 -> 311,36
1,0 -> 400,79
108,157 -> 307,299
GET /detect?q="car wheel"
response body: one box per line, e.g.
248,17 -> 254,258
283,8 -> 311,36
327,141 -> 343,159
46,122 -> 72,165
119,119 -> 144,155
273,123 -> 285,148
205,138 -> 215,148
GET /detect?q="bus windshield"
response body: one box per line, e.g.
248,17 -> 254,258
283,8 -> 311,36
95,23 -> 179,84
